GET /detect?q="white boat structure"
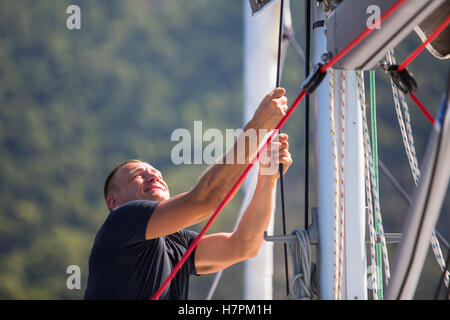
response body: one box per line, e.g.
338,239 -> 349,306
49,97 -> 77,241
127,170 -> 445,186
206,0 -> 450,300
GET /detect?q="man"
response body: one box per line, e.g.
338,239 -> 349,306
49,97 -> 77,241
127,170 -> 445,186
84,88 -> 292,299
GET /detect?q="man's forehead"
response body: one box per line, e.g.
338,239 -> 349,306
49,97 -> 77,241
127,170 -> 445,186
120,162 -> 160,175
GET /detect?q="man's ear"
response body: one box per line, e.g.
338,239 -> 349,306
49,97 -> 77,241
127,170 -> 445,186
106,194 -> 119,211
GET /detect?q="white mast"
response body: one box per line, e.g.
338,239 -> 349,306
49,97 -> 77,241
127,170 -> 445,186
312,1 -> 336,299
242,0 -> 280,300
312,1 -> 367,299
342,71 -> 368,300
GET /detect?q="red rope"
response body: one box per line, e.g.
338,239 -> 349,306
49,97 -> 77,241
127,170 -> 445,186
321,0 -> 407,73
398,15 -> 450,72
152,0 -> 410,300
151,89 -> 308,300
410,92 -> 435,125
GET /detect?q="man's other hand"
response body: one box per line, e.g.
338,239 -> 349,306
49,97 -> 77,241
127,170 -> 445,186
260,133 -> 292,178
251,87 -> 288,130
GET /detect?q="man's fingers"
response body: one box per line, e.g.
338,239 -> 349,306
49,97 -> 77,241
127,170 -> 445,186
274,96 -> 288,105
270,140 -> 288,151
270,142 -> 281,151
278,133 -> 288,142
280,140 -> 288,150
271,149 -> 290,161
263,130 -> 291,173
272,155 -> 293,166
271,87 -> 286,98
280,104 -> 288,114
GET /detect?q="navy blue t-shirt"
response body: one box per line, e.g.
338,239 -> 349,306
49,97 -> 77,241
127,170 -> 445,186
84,200 -> 199,300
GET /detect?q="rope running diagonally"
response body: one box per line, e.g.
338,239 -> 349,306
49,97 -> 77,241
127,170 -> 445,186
151,0 -> 409,299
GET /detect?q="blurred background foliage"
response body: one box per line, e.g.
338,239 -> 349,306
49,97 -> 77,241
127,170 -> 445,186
0,0 -> 448,299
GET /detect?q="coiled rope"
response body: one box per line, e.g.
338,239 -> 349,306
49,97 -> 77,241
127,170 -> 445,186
287,229 -> 318,300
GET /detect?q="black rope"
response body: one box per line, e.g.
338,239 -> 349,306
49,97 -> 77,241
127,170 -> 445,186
304,0 -> 311,229
275,0 -> 290,298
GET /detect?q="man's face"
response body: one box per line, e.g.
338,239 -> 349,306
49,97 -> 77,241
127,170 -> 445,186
109,162 -> 170,209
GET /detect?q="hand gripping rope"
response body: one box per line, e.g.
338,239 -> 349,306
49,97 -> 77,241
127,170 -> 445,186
151,0 -> 409,300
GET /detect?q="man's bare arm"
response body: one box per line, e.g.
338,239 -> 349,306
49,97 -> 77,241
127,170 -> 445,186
194,134 -> 292,273
145,88 -> 288,239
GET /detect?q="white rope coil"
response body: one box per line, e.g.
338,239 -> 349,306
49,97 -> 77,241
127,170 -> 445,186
287,229 -> 318,300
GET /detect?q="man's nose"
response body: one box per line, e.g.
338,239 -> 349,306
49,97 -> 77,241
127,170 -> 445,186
143,170 -> 158,182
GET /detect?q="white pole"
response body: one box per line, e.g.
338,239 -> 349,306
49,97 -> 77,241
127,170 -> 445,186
342,71 -> 368,300
242,0 -> 280,300
313,2 -> 368,299
312,1 -> 335,300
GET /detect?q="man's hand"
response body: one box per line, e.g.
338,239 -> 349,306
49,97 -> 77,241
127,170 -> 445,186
250,87 -> 288,130
194,135 -> 293,274
146,89 -> 290,240
260,133 -> 292,178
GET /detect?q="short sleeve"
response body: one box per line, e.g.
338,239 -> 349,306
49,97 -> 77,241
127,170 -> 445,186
103,200 -> 159,250
179,229 -> 200,276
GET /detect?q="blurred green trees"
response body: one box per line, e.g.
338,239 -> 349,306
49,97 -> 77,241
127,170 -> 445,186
0,0 -> 447,299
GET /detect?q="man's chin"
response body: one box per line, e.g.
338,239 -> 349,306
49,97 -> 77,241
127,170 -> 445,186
144,191 -> 170,202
